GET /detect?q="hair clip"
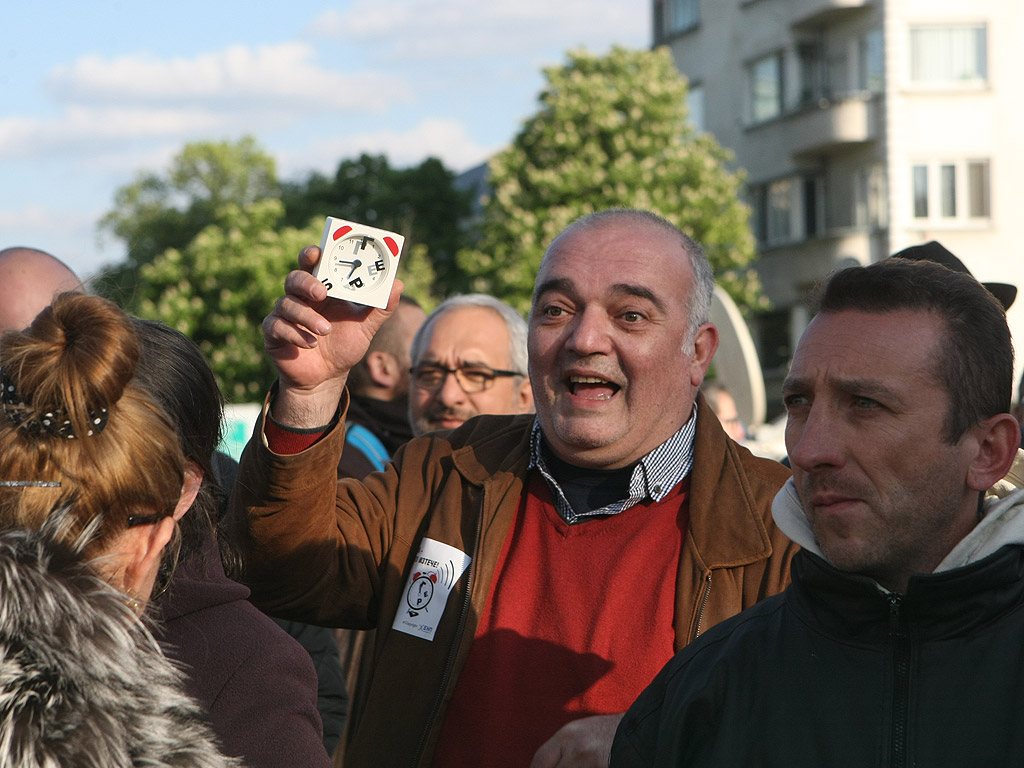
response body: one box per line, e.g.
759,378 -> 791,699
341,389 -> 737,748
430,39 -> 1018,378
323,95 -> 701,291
0,480 -> 61,487
1,369 -> 109,439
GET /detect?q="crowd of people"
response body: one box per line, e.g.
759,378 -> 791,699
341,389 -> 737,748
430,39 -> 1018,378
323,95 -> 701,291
1,212 -> 1022,768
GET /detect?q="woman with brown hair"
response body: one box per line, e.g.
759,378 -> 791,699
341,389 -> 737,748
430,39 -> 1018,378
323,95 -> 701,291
0,292 -> 236,767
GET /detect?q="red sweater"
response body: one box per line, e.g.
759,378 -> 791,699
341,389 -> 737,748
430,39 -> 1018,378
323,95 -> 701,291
432,474 -> 688,767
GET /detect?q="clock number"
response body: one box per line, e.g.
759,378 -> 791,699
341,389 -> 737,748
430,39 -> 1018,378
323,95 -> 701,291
349,277 -> 364,289
321,278 -> 333,290
373,258 -> 386,273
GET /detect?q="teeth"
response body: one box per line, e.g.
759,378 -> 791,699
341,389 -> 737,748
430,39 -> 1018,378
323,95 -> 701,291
570,376 -> 608,384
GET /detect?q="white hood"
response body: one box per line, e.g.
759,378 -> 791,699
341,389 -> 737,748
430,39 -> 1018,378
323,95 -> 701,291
772,449 -> 1024,575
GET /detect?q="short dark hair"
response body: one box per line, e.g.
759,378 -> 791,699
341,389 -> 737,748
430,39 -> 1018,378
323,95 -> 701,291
815,259 -> 1013,443
131,318 -> 224,561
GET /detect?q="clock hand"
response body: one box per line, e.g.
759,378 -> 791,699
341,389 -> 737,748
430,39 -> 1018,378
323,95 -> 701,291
334,258 -> 363,279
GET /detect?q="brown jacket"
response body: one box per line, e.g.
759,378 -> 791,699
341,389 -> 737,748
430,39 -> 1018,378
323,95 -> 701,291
230,392 -> 796,768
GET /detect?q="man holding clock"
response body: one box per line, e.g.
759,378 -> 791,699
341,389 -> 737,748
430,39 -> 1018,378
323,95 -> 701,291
228,209 -> 795,768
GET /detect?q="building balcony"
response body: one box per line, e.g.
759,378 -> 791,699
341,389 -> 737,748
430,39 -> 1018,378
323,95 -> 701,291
748,93 -> 882,160
790,0 -> 872,30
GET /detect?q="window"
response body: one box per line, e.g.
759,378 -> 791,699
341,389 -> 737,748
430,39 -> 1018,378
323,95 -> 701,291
797,41 -> 824,104
663,0 -> 699,35
854,165 -> 888,229
752,178 -> 796,246
750,53 -> 784,123
686,84 -> 705,133
967,161 -> 990,218
859,29 -> 884,93
910,25 -> 987,85
913,165 -> 929,218
911,160 -> 991,223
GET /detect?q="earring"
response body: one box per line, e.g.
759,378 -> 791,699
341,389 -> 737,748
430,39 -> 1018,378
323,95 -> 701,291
123,592 -> 144,616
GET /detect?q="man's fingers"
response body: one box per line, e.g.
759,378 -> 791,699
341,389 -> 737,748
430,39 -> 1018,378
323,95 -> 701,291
284,268 -> 329,305
263,312 -> 320,351
271,293 -> 332,336
298,245 -> 322,272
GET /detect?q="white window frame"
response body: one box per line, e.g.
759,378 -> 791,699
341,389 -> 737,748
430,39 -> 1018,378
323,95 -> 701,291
909,24 -> 988,88
910,159 -> 991,226
749,52 -> 784,124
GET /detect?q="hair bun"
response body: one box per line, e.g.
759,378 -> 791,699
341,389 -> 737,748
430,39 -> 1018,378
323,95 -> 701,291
0,293 -> 140,440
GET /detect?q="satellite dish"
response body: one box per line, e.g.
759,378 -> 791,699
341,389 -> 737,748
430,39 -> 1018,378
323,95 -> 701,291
709,285 -> 766,428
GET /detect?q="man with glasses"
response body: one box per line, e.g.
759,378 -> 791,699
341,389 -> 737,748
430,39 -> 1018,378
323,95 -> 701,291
229,209 -> 795,768
408,293 -> 533,436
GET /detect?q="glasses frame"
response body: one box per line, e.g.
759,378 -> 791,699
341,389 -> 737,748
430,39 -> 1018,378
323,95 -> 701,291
409,363 -> 523,394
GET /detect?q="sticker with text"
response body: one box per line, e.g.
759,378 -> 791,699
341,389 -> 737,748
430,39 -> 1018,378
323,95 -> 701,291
392,538 -> 472,642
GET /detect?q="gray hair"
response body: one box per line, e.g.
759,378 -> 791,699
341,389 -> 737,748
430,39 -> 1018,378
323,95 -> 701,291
551,209 -> 715,348
410,293 -> 529,375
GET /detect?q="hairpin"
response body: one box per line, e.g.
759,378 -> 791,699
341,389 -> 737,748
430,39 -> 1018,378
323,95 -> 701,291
0,480 -> 62,487
0,369 -> 109,439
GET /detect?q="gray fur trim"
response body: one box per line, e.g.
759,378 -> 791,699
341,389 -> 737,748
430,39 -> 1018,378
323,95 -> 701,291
0,511 -> 240,767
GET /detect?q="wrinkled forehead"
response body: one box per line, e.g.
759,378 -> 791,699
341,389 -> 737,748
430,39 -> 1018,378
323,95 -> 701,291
417,306 -> 511,363
535,220 -> 692,299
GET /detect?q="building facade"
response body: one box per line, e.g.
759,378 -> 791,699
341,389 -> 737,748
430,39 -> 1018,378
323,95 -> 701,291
655,0 -> 1024,414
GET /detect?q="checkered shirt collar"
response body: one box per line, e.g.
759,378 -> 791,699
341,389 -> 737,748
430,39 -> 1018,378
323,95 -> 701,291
527,403 -> 698,524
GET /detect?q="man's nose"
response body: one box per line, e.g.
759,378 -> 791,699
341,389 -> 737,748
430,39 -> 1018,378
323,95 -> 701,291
566,307 -> 612,356
435,369 -> 469,405
786,404 -> 845,472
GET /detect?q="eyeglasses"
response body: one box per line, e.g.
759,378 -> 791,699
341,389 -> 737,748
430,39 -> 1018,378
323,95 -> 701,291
410,364 -> 523,394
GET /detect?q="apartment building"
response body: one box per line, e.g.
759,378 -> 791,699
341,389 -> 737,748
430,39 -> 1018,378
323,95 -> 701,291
655,0 -> 1024,413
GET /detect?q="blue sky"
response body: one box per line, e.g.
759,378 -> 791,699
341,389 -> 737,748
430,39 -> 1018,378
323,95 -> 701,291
1,1 -> 649,278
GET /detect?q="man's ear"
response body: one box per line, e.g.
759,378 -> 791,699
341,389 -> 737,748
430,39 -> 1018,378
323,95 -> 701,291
966,413 -> 1021,492
365,350 -> 402,389
173,461 -> 204,522
688,323 -> 720,388
516,377 -> 535,414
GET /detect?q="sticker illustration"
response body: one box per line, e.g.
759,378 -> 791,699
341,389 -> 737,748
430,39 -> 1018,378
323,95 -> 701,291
392,538 -> 471,641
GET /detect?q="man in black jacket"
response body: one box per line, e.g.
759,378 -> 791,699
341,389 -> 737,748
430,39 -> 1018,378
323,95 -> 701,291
612,257 -> 1024,767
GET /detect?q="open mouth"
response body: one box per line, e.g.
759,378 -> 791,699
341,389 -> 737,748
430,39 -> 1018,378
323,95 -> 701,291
567,375 -> 620,401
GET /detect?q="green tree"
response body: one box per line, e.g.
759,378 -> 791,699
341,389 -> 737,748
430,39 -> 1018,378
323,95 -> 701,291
96,136 -> 278,304
132,199 -> 319,402
280,153 -> 471,302
459,46 -> 762,314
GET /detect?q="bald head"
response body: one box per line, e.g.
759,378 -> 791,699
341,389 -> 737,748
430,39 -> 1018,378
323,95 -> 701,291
0,248 -> 84,332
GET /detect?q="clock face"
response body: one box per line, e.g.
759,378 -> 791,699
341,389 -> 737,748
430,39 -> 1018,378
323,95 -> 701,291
314,218 -> 404,308
324,234 -> 390,292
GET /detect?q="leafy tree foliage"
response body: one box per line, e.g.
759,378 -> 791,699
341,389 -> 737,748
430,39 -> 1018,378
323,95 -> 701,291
458,46 -> 763,314
96,136 -> 278,304
131,200 -> 314,401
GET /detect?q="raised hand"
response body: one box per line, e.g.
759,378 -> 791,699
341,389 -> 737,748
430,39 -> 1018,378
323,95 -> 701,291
262,245 -> 403,428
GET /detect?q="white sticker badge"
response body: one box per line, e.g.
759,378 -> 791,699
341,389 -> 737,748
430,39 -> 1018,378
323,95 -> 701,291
392,538 -> 472,642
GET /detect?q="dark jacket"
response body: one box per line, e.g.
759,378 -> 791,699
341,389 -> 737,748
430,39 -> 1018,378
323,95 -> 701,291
338,394 -> 415,478
0,518 -> 238,768
612,527 -> 1024,767
230,392 -> 795,768
153,536 -> 332,768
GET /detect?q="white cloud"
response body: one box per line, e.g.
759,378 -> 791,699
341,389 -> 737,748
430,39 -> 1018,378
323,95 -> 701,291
282,117 -> 495,178
48,43 -> 411,110
0,204 -> 113,278
309,0 -> 649,60
1,42 -> 415,160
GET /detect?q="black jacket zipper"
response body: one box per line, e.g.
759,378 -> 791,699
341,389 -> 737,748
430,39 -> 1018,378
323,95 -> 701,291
889,594 -> 910,768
